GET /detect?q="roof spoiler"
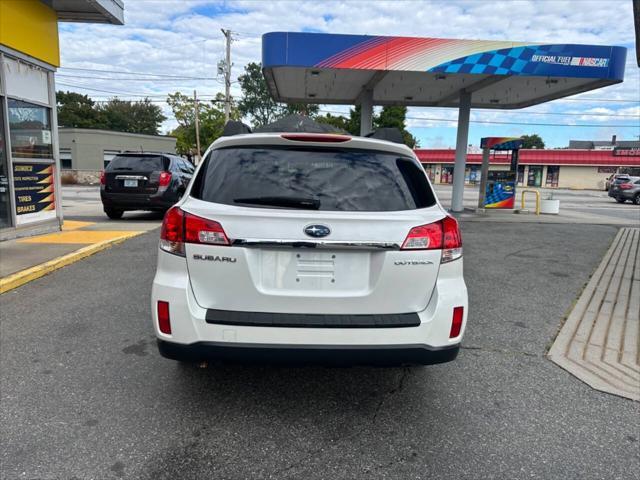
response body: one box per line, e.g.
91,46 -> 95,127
222,121 -> 252,136
365,128 -> 405,145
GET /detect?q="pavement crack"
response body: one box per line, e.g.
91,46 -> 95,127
372,367 -> 411,424
461,345 -> 540,358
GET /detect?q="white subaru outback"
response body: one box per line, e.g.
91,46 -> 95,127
152,132 -> 467,366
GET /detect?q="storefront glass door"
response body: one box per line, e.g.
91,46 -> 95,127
527,166 -> 543,187
0,98 -> 12,229
546,166 -> 560,187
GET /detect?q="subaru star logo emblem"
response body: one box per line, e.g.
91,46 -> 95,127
304,224 -> 331,238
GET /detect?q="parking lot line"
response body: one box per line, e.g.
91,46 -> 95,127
18,230 -> 141,245
0,233 -> 143,294
61,220 -> 96,231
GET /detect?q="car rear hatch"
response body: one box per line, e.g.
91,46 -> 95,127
179,143 -> 449,316
105,154 -> 168,194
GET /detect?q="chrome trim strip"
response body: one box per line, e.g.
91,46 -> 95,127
231,239 -> 401,250
115,175 -> 148,180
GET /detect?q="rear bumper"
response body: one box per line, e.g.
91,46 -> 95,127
157,339 -> 459,366
100,190 -> 177,210
616,190 -> 638,201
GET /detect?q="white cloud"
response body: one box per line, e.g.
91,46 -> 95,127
57,0 -> 639,142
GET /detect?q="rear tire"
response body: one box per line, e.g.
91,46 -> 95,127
634,194 -> 640,206
105,208 -> 124,219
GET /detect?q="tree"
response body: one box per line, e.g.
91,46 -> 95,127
314,113 -> 350,132
167,92 -> 239,155
520,134 -> 545,149
238,62 -> 320,127
238,62 -> 283,128
56,91 -> 166,135
283,102 -> 320,117
57,91 -> 102,128
375,105 -> 419,148
98,98 -> 165,135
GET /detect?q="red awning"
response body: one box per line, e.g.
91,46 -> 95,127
414,149 -> 640,166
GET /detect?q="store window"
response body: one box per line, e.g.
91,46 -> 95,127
465,165 -> 480,185
7,99 -> 53,159
60,148 -> 72,169
527,165 -> 543,187
546,166 -> 560,187
423,164 -> 436,182
441,166 -> 454,184
1,98 -> 13,229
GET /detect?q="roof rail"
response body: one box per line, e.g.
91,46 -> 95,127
365,128 -> 405,145
222,121 -> 252,136
120,150 -> 176,155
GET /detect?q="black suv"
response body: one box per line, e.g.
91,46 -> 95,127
100,152 -> 194,219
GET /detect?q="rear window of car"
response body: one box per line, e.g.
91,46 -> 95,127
106,155 -> 169,171
191,146 -> 436,211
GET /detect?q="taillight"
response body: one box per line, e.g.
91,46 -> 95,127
159,206 -> 230,256
441,215 -> 462,263
450,306 -> 464,338
159,171 -> 172,187
100,171 -> 106,185
281,133 -> 351,143
160,206 -> 185,255
619,183 -> 633,190
185,214 -> 229,245
401,215 -> 462,263
402,223 -> 443,250
157,301 -> 171,334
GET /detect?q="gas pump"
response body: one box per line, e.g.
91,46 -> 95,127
477,137 -> 523,209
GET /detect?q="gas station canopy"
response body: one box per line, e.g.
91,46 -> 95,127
261,32 -> 627,213
262,32 -> 626,109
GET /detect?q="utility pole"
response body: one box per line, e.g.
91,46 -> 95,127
194,90 -> 201,164
221,28 -> 232,123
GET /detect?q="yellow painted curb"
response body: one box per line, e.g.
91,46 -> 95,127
0,232 -> 143,294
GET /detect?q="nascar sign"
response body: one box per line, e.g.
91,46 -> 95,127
263,32 -> 626,80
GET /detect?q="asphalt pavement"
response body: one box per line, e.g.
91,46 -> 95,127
1,221 -> 638,479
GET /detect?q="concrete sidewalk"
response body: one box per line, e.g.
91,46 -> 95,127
548,227 -> 639,401
0,220 -> 152,293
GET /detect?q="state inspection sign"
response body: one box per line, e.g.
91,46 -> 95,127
13,163 -> 56,225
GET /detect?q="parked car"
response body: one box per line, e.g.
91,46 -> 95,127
152,132 -> 468,366
605,173 -> 630,191
100,152 -> 194,219
609,176 -> 640,205
608,175 -> 636,200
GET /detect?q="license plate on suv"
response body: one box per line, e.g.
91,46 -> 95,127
124,179 -> 138,187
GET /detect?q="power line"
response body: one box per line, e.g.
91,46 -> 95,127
58,67 -> 211,79
317,109 -> 640,128
560,98 -> 639,103
56,74 -> 216,81
56,81 -> 223,98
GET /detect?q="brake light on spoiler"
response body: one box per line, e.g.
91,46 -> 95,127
280,133 -> 351,143
160,207 -> 230,256
401,215 -> 462,263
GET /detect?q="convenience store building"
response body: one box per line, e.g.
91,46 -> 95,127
0,0 -> 124,240
416,147 -> 640,190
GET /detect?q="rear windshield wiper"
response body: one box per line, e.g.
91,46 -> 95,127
233,196 -> 321,210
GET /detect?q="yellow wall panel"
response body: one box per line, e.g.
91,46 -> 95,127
0,0 -> 60,66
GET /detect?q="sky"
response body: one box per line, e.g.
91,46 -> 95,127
57,0 -> 640,148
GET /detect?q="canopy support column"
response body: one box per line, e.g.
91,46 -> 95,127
360,89 -> 374,136
451,91 -> 471,213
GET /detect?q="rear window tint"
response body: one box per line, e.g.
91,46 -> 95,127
107,155 -> 168,171
192,146 -> 436,211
